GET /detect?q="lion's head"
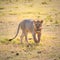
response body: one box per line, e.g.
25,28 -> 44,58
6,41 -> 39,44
34,20 -> 43,33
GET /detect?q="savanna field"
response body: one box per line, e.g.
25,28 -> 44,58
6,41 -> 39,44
0,0 -> 60,60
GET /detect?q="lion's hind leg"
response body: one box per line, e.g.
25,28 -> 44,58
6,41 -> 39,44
20,32 -> 25,44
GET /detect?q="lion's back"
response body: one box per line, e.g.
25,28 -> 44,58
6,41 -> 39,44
20,19 -> 34,32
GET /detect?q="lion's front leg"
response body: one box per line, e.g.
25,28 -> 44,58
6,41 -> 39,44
32,32 -> 41,43
37,32 -> 41,43
32,32 -> 37,43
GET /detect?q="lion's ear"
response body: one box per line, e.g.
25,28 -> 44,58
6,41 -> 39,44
40,20 -> 43,23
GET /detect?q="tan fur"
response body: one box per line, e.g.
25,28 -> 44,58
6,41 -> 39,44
9,19 -> 43,44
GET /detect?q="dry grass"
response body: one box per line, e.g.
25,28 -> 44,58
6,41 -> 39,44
0,0 -> 60,60
0,25 -> 60,60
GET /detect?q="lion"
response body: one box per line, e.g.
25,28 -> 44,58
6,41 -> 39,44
9,19 -> 43,45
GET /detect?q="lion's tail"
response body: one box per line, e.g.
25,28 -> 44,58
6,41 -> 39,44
9,23 -> 20,41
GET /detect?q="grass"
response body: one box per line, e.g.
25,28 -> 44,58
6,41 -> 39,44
0,0 -> 60,60
0,7 -> 4,10
0,32 -> 60,60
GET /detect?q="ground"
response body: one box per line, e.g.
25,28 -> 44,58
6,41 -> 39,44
0,24 -> 60,60
0,0 -> 60,60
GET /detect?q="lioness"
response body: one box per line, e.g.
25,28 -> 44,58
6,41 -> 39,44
9,19 -> 43,44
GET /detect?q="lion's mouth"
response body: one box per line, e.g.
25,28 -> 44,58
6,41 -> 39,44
36,29 -> 41,33
36,27 -> 42,32
34,28 -> 41,33
36,29 -> 41,31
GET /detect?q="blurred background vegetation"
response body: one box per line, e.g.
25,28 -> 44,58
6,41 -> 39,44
0,0 -> 60,39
